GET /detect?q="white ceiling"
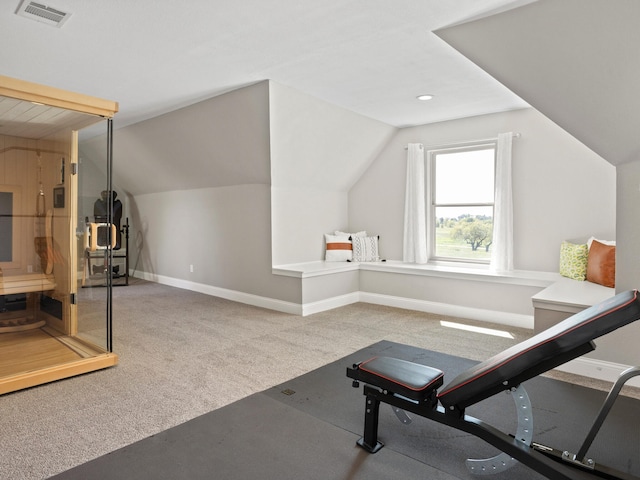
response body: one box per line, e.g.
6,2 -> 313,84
0,0 -> 531,135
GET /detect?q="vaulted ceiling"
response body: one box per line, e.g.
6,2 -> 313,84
436,0 -> 640,166
0,0 -> 532,137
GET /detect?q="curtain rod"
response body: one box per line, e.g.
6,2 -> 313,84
404,132 -> 521,150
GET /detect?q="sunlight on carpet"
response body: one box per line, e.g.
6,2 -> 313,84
440,320 -> 514,339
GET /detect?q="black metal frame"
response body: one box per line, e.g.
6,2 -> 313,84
347,364 -> 639,480
106,118 -> 114,353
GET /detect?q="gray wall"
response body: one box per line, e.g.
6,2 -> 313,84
105,81 -> 301,303
609,160 -> 640,365
133,184 -> 300,302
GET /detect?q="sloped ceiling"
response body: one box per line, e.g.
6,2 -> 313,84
0,0 -> 530,135
269,82 -> 396,191
80,82 -> 272,195
436,0 -> 640,166
80,80 -> 397,196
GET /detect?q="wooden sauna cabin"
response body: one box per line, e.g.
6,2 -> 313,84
0,75 -> 118,395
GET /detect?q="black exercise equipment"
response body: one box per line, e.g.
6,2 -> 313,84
94,190 -> 123,250
347,290 -> 640,480
82,190 -> 129,287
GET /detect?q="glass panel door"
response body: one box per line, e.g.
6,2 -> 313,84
0,107 -> 111,377
75,119 -> 112,351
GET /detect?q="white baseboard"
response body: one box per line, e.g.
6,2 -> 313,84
131,271 -> 639,387
301,292 -> 360,316
131,271 -> 302,315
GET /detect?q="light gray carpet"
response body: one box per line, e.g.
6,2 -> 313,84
50,341 -> 639,480
0,280 -> 636,479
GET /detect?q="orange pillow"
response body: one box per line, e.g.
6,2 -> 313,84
586,240 -> 616,287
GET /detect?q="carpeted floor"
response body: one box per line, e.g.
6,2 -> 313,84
51,340 -> 639,480
1,280 -> 638,479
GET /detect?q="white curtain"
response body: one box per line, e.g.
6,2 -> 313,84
403,143 -> 428,264
490,132 -> 514,271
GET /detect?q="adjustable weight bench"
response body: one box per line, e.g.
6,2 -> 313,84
346,289 -> 640,480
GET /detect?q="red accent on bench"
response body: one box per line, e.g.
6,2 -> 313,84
438,290 -> 640,410
357,356 -> 444,402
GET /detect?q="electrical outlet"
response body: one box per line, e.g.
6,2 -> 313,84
27,265 -> 33,273
189,264 -> 194,273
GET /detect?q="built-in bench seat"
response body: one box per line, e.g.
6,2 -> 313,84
0,273 -> 56,296
273,260 -> 614,331
272,261 -> 360,278
532,276 -> 615,332
274,259 -> 559,286
0,273 -> 56,333
274,260 -> 561,326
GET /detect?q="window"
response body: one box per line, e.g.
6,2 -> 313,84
428,143 -> 496,263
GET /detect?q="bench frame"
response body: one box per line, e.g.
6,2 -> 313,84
348,364 -> 639,480
346,290 -> 640,480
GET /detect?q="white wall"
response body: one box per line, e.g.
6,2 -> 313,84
269,82 -> 396,265
602,159 -> 640,366
271,186 -> 349,265
616,160 -> 640,293
349,108 -> 616,272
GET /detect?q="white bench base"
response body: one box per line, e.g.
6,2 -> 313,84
531,277 -> 615,333
273,260 -> 560,328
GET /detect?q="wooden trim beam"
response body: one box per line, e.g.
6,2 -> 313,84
0,75 -> 118,118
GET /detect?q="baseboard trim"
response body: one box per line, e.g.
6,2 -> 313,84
132,271 -> 302,315
302,292 -> 360,316
131,271 -> 638,387
132,271 -> 534,326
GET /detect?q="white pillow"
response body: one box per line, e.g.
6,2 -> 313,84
352,235 -> 379,262
325,234 -> 352,261
587,236 -> 615,249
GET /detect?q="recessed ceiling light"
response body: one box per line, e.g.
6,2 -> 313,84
416,94 -> 434,101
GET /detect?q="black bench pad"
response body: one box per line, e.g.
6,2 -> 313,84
356,356 -> 444,402
438,289 -> 640,410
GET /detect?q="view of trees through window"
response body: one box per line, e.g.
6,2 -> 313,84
431,145 -> 496,262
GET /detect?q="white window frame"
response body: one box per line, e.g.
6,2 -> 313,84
427,141 -> 497,264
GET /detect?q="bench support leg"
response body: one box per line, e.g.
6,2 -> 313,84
357,388 -> 384,453
466,384 -> 533,475
577,366 -> 640,462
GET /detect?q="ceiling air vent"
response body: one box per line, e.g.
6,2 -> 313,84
15,0 -> 71,28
